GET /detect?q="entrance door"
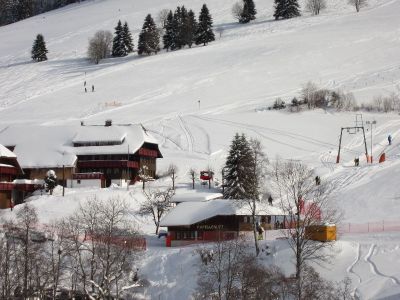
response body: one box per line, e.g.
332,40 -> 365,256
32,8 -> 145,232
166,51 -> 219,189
105,178 -> 111,187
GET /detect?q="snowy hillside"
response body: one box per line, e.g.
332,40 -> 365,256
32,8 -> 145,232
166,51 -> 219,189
1,0 -> 400,299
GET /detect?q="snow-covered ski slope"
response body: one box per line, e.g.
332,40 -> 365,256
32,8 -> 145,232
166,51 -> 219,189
1,0 -> 400,298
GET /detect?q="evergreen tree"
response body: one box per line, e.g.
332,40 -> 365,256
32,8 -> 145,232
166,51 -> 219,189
163,10 -> 176,51
274,0 -> 301,20
138,14 -> 160,55
44,170 -> 58,195
223,133 -> 256,200
178,6 -> 189,48
185,10 -> 198,48
31,34 -> 48,62
240,0 -> 257,23
195,4 -> 215,46
173,6 -> 183,49
112,20 -> 126,57
123,21 -> 134,54
16,0 -> 34,21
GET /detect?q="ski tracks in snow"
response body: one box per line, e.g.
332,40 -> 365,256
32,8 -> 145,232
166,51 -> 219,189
348,243 -> 400,299
178,114 -> 194,153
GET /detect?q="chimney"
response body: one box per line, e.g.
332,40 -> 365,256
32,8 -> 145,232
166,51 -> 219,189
105,120 -> 112,127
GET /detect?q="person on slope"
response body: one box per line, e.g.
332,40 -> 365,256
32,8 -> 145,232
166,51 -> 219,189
388,134 -> 392,145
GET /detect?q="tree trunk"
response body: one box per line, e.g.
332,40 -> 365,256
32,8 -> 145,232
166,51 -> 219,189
252,202 -> 260,256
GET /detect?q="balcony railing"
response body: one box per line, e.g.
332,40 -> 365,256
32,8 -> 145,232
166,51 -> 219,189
0,166 -> 17,175
77,160 -> 139,169
0,182 -> 14,191
138,148 -> 158,158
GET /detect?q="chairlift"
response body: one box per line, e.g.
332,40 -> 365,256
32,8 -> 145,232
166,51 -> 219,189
348,128 -> 357,135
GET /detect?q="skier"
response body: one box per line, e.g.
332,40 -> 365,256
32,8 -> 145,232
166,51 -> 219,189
257,224 -> 264,240
84,81 -> 86,87
268,195 -> 273,206
85,87 -> 87,93
92,85 -> 95,92
315,176 -> 321,186
388,134 -> 392,145
354,157 -> 359,167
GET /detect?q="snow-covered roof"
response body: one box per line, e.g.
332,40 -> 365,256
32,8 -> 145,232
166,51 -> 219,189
160,199 -> 287,227
0,163 -> 14,168
0,123 -> 160,168
73,126 -> 127,144
171,192 -> 223,203
0,144 -> 16,158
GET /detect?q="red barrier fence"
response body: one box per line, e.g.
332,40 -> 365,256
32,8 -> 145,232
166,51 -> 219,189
338,220 -> 400,234
0,224 -> 147,251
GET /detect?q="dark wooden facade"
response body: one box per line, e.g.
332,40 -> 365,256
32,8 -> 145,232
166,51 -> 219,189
0,156 -> 23,209
166,215 -> 274,247
75,142 -> 161,187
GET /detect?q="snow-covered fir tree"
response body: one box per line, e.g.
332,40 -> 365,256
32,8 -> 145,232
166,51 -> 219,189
44,169 -> 57,195
185,10 -> 198,48
223,133 -> 257,200
274,0 -> 301,20
178,6 -> 189,48
16,0 -> 34,21
172,6 -> 185,49
138,14 -> 160,55
112,20 -> 126,57
195,4 -> 215,46
123,21 -> 134,54
240,0 -> 257,23
163,10 -> 175,51
31,33 -> 48,61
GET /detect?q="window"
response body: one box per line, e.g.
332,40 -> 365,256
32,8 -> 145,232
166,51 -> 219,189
176,231 -> 196,240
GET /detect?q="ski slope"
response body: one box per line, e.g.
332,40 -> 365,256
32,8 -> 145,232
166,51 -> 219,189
1,0 -> 400,299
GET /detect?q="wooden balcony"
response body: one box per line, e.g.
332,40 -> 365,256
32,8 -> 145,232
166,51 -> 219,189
0,166 -> 17,175
0,182 -> 14,191
73,172 -> 104,180
138,148 -> 158,158
77,160 -> 139,169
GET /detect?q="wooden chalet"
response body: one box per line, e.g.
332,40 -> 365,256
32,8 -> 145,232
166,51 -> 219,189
0,121 -> 162,189
160,199 -> 287,247
0,145 -> 41,208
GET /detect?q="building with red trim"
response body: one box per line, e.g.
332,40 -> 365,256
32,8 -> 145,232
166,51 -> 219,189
0,121 -> 162,189
0,145 -> 41,208
160,199 -> 287,247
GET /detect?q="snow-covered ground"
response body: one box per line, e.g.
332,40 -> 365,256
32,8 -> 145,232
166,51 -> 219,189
1,0 -> 400,298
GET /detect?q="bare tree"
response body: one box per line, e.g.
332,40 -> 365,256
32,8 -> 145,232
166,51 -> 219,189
215,27 -> 224,38
231,1 -> 244,21
139,187 -> 174,234
0,220 -> 20,299
195,239 -> 285,300
167,163 -> 178,190
16,204 -> 40,297
194,238 -> 246,300
269,159 -> 340,299
138,165 -> 151,190
348,0 -> 367,12
87,30 -> 113,64
373,95 -> 383,112
301,81 -> 320,109
204,165 -> 214,189
241,138 -> 268,256
43,221 -> 72,299
189,168 -> 197,189
66,197 -> 141,299
157,8 -> 170,29
305,0 -> 326,15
